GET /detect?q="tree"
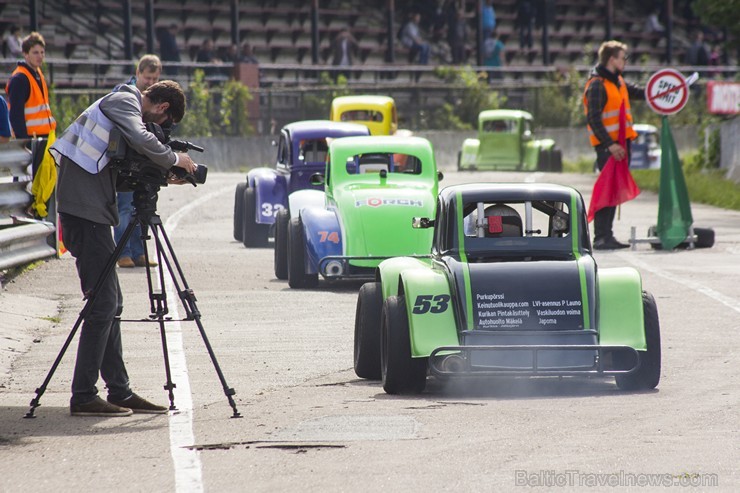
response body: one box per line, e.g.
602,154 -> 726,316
693,0 -> 740,51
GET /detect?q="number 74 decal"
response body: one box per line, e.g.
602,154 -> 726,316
412,294 -> 451,314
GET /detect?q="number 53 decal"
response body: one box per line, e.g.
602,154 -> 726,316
413,294 -> 450,314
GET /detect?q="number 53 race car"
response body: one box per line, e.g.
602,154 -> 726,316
353,183 -> 661,394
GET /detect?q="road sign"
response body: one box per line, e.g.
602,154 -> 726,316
645,69 -> 689,115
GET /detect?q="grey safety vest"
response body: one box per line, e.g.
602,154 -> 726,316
49,95 -> 115,174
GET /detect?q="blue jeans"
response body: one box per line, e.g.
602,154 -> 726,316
61,213 -> 132,405
113,191 -> 144,259
410,42 -> 430,65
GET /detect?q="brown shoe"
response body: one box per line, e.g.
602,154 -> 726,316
117,257 -> 135,268
108,393 -> 168,414
70,396 -> 133,417
135,255 -> 158,267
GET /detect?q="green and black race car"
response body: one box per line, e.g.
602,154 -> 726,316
354,183 -> 661,394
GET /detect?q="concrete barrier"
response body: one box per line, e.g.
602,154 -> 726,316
186,125 -> 701,173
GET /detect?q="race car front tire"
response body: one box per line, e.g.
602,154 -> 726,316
233,182 -> 247,242
287,216 -> 318,289
381,296 -> 427,394
242,187 -> 270,248
274,208 -> 290,280
354,282 -> 382,380
615,291 -> 661,391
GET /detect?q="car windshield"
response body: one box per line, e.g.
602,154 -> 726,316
340,110 -> 384,122
482,119 -> 517,133
345,152 -> 422,175
297,138 -> 329,165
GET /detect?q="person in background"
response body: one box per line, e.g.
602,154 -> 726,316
481,0 -> 496,40
448,7 -> 469,64
6,31 -> 57,217
114,54 -> 162,269
400,11 -> 430,65
0,95 -> 11,142
331,27 -> 358,81
157,23 -> 181,76
5,25 -> 23,58
515,0 -> 535,49
6,32 -> 55,143
239,42 -> 259,64
583,40 -> 645,250
484,29 -> 505,82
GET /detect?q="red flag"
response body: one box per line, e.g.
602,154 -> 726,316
587,102 -> 640,222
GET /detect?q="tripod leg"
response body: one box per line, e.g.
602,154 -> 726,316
149,220 -> 241,418
138,228 -> 178,411
25,217 -> 140,418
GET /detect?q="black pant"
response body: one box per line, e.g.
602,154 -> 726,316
593,141 -> 632,243
60,213 -> 131,405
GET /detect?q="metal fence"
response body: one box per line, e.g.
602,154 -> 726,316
0,141 -> 57,273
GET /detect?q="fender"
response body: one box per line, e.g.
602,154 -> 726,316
288,189 -> 326,217
300,207 -> 342,273
597,267 -> 647,350
459,138 -> 480,168
377,257 -> 429,300
400,268 -> 459,358
248,168 -> 287,226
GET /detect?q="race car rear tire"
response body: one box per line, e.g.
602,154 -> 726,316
616,291 -> 661,391
381,296 -> 427,394
354,282 -> 382,380
287,216 -> 318,289
273,208 -> 290,280
537,148 -> 550,171
233,182 -> 247,242
242,187 -> 270,248
550,147 -> 563,172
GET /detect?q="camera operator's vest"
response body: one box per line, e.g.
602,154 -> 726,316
49,96 -> 115,174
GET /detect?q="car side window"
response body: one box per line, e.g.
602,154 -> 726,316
277,135 -> 289,165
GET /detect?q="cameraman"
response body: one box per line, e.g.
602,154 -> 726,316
49,80 -> 196,417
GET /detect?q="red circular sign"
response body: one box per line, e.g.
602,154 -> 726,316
645,69 -> 689,115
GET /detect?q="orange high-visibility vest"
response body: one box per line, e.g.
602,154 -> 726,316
6,65 -> 56,137
583,75 -> 637,146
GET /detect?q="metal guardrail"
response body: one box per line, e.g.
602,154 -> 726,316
0,141 -> 57,273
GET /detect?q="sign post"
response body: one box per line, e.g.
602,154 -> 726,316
629,69 -> 714,251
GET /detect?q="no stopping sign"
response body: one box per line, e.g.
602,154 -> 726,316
645,69 -> 689,115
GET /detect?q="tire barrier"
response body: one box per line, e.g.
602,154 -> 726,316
0,141 -> 57,272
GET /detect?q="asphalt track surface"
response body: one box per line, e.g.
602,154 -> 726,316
1,169 -> 738,492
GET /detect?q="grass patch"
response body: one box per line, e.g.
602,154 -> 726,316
564,156 -> 740,212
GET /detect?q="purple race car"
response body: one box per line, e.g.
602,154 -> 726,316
234,120 -> 369,248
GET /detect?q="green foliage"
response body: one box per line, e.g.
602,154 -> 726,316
302,72 -> 352,120
424,66 -> 505,130
218,79 -> 253,136
51,92 -> 92,131
632,168 -> 740,211
693,0 -> 740,51
175,70 -> 213,138
530,68 -> 585,128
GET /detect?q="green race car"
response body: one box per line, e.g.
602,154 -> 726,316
275,135 -> 443,288
458,110 -> 562,172
354,183 -> 660,394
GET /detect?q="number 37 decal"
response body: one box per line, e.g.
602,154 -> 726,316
412,294 -> 450,314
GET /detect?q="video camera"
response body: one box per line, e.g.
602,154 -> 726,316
107,122 -> 208,187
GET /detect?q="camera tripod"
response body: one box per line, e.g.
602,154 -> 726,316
25,182 -> 241,418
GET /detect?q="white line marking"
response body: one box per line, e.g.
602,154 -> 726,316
524,172 -> 544,183
162,186 -> 233,493
616,252 -> 740,314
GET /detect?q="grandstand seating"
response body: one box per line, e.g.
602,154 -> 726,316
0,0 -> 730,90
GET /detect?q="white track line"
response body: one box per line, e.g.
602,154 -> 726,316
162,186 -> 233,493
616,252 -> 740,314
